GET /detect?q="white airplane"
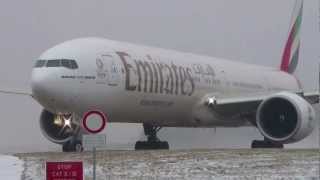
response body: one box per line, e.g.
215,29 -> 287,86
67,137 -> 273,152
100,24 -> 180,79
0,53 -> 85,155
2,0 -> 319,151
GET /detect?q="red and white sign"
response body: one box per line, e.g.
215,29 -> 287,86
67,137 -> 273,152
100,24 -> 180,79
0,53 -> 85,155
82,110 -> 107,134
46,161 -> 83,180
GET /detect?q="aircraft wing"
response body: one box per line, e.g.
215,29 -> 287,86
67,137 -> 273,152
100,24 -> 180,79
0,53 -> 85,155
203,91 -> 319,121
204,94 -> 265,118
303,91 -> 320,104
212,95 -> 266,106
210,92 -> 319,106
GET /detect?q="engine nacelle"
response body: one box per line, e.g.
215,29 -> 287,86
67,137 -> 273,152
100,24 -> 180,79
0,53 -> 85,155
256,92 -> 316,144
40,109 -> 79,144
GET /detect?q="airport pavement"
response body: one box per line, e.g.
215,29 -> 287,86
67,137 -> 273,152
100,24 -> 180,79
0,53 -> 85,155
15,149 -> 320,180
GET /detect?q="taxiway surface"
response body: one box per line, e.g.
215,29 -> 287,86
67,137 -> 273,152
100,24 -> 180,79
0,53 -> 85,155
15,149 -> 320,179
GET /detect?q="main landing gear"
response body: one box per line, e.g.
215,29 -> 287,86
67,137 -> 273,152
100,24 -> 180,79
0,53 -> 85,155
251,138 -> 284,148
135,123 -> 169,150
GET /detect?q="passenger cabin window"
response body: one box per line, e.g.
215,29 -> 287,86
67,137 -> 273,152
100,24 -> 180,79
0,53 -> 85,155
34,60 -> 46,68
34,59 -> 79,69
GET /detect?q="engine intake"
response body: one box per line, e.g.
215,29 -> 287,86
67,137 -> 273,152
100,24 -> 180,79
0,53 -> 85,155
40,109 -> 79,144
256,92 -> 315,144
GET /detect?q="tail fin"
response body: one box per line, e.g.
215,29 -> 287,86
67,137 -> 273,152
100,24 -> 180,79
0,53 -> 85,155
280,0 -> 303,74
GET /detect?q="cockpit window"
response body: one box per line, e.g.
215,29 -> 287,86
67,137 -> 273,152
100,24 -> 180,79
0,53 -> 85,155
46,60 -> 61,67
34,59 -> 79,69
61,59 -> 78,69
70,60 -> 78,69
61,59 -> 70,68
34,60 -> 46,68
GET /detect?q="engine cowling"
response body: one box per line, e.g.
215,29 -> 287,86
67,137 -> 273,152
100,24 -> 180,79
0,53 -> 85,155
256,92 -> 316,144
40,109 -> 79,144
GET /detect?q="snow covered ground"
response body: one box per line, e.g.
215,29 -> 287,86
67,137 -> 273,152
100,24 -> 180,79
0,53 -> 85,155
0,155 -> 23,180
12,149 -> 320,180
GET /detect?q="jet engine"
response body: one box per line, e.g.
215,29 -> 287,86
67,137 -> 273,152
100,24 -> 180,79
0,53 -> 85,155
40,109 -> 79,144
256,92 -> 316,144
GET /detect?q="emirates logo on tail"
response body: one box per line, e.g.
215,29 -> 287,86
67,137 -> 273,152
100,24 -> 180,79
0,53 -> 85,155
280,0 -> 303,74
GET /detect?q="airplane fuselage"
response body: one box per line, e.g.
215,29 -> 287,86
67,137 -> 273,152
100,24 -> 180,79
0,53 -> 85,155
31,38 -> 300,127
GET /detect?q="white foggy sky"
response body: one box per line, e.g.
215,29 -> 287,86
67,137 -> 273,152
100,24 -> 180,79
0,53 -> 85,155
0,0 -> 318,152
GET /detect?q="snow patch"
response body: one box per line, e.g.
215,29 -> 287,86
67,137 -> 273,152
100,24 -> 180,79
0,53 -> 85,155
15,149 -> 320,179
0,155 -> 23,180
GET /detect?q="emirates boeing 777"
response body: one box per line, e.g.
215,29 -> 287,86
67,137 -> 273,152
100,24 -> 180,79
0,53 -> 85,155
1,0 -> 319,151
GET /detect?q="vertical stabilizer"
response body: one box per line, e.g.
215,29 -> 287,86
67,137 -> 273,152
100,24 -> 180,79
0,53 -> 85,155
280,0 -> 303,73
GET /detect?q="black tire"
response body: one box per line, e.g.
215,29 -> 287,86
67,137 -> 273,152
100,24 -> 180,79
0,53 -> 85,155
135,141 -> 147,150
270,143 -> 283,148
251,140 -> 261,148
251,140 -> 283,149
160,141 -> 169,149
135,141 -> 169,150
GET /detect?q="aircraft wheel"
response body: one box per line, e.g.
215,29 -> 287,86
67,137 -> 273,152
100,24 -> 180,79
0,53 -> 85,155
251,140 -> 283,148
160,141 -> 169,149
135,141 -> 146,150
135,141 -> 169,150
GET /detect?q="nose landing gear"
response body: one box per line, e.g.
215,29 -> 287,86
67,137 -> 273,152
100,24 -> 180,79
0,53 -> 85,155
62,136 -> 83,152
135,123 -> 169,150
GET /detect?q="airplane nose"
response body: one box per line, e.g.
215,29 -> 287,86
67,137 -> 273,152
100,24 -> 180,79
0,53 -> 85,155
31,69 -> 55,104
31,68 -> 74,113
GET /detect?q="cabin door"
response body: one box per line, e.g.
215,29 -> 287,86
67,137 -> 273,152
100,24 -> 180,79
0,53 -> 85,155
99,54 -> 120,86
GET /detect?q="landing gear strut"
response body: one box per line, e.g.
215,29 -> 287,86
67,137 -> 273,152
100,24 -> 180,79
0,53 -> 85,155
62,137 -> 83,152
251,138 -> 284,148
135,123 -> 169,150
